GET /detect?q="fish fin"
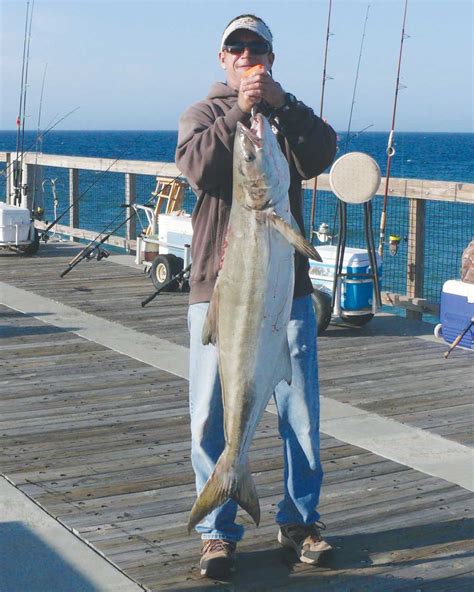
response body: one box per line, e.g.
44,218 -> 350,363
202,287 -> 219,345
231,462 -> 260,527
290,213 -> 300,232
270,212 -> 322,262
187,455 -> 260,533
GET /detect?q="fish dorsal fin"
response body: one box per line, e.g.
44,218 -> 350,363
202,286 -> 219,345
269,212 -> 322,262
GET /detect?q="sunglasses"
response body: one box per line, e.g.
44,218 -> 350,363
223,41 -> 271,55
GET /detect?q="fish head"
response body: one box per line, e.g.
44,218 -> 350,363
234,113 -> 290,210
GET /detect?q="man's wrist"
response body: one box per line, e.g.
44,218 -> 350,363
274,92 -> 298,115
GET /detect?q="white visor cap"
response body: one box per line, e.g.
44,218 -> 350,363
220,16 -> 273,51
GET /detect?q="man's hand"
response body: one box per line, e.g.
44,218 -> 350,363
238,71 -> 286,113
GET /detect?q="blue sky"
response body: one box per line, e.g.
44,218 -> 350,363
1,0 -> 472,131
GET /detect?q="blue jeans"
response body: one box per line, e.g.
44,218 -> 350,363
188,294 -> 323,542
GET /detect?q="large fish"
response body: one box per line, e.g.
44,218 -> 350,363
188,113 -> 321,531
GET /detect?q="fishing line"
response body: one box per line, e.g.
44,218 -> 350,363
330,3 -> 372,245
20,0 -> 35,162
14,1 -> 31,204
378,0 -> 409,257
31,61 -> 48,217
2,106 -> 81,181
309,0 -> 333,243
59,171 -> 186,278
40,133 -> 146,240
343,3 -> 371,153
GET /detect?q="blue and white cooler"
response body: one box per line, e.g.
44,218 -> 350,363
437,280 -> 474,349
309,245 -> 382,313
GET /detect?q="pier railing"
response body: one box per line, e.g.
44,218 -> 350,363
1,151 -> 473,320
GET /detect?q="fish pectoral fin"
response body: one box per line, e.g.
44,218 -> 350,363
187,457 -> 260,533
269,212 -> 322,262
202,287 -> 219,345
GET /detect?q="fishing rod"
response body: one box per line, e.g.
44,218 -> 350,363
31,62 -> 48,218
343,3 -> 371,153
59,171 -> 185,278
309,0 -> 333,243
2,106 -> 80,181
141,263 -> 192,307
378,0 -> 409,257
20,0 -> 35,166
14,1 -> 32,204
41,133 -> 144,241
330,4 -> 372,246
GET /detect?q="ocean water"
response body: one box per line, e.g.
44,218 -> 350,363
1,129 -> 473,312
1,130 -> 473,182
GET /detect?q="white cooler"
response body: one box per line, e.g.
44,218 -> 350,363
158,213 -> 193,259
309,245 -> 382,311
0,202 -> 31,244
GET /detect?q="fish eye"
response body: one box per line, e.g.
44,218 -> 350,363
244,152 -> 256,162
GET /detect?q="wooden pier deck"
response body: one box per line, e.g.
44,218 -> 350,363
1,242 -> 473,591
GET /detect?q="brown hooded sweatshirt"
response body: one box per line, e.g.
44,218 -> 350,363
176,82 -> 337,305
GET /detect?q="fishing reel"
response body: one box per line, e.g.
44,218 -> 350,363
33,206 -> 44,220
389,234 -> 402,256
315,222 -> 333,244
81,245 -> 110,261
89,247 -> 110,261
96,247 -> 110,261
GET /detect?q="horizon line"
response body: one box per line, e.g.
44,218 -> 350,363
0,129 -> 473,134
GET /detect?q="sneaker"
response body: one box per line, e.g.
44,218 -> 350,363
278,522 -> 332,564
200,539 -> 237,579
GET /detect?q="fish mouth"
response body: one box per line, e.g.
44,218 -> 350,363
238,114 -> 264,150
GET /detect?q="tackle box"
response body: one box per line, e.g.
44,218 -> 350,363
158,213 -> 193,259
439,280 -> 473,349
309,245 -> 382,311
0,202 -> 31,244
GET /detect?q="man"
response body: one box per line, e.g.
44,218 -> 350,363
176,14 -> 337,579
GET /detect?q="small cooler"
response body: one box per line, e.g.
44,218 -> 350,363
439,280 -> 473,349
0,202 -> 31,244
309,245 -> 382,311
158,213 -> 193,259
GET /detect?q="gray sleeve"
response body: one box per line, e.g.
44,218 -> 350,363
175,102 -> 251,191
277,101 -> 337,179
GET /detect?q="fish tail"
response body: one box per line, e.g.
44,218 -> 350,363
187,455 -> 260,533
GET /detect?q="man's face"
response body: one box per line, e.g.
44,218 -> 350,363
219,30 -> 275,91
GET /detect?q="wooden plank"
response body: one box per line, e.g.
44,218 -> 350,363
406,197 -> 425,320
2,150 -> 473,202
302,175 -> 474,203
1,246 -> 474,591
34,220 -> 135,250
68,168 -> 79,232
125,172 -> 136,245
382,291 -> 440,315
21,152 -> 183,177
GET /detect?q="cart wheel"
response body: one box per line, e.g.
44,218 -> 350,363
312,289 -> 332,335
340,313 -> 374,327
18,227 -> 40,256
150,254 -> 183,291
